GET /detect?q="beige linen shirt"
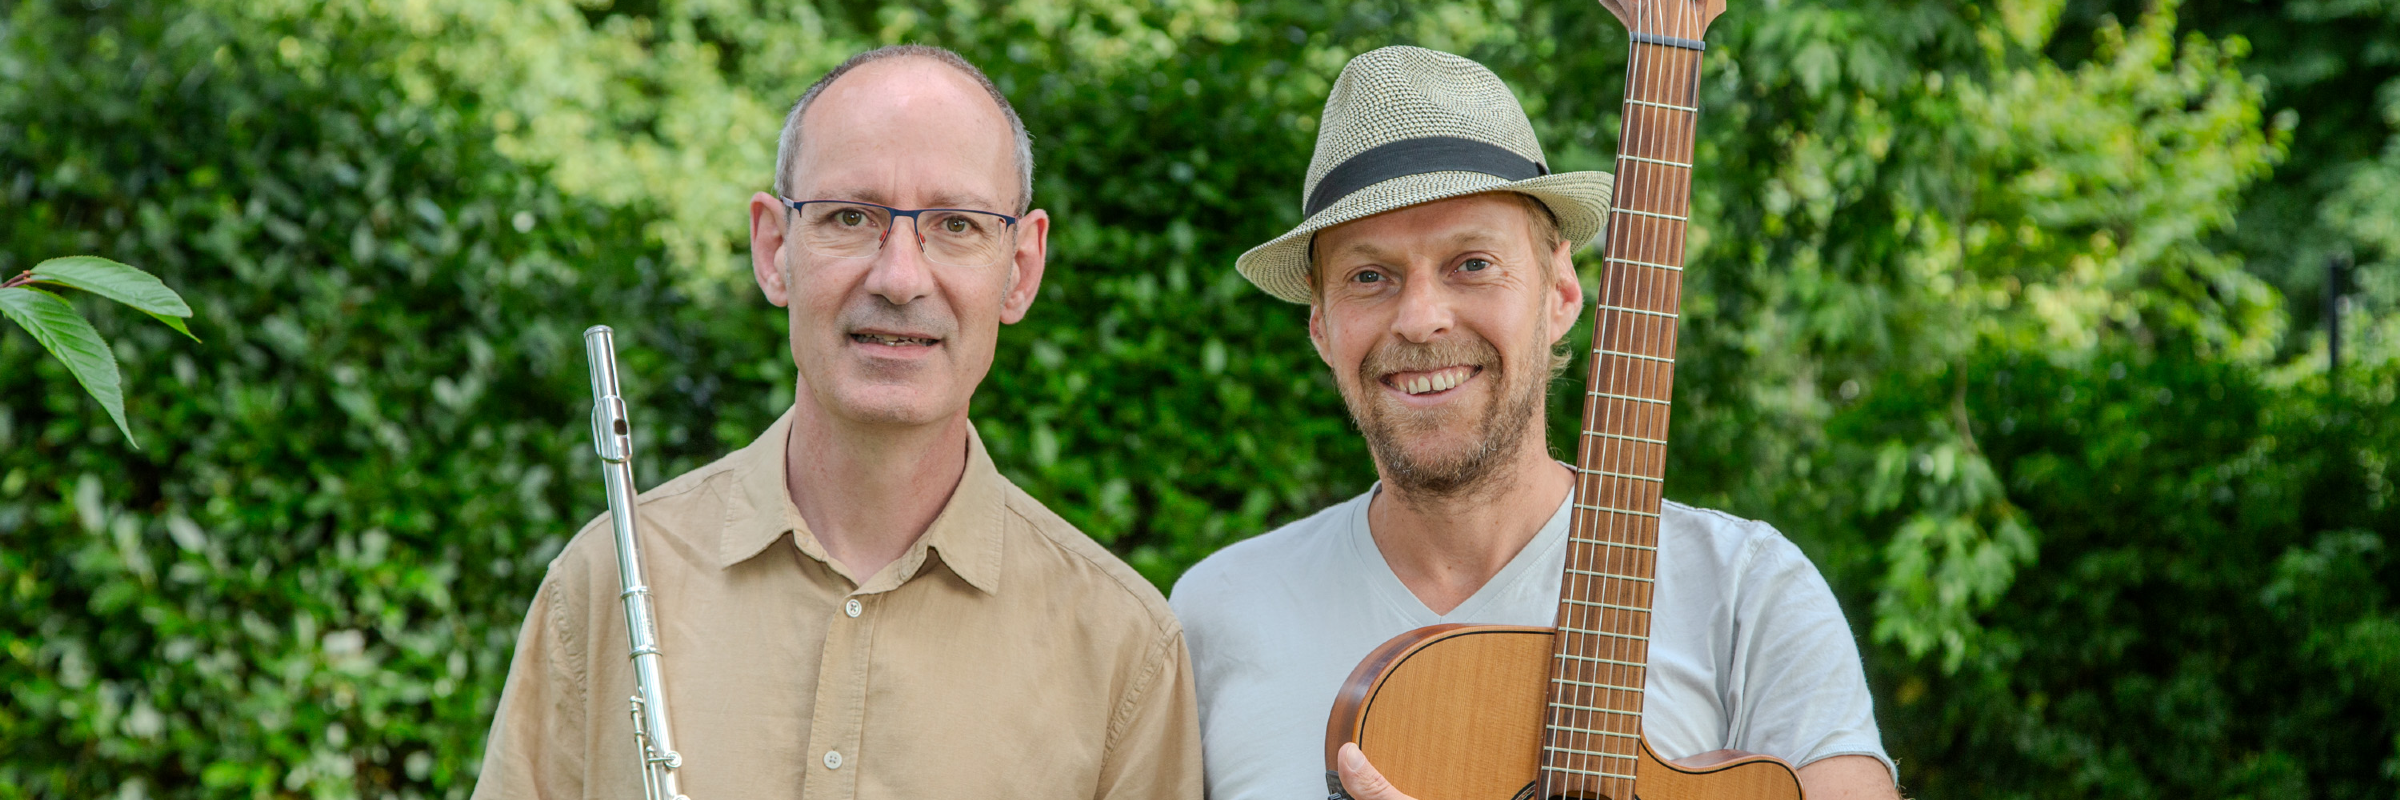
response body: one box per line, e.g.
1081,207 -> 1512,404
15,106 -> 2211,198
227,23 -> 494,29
472,408 -> 1201,799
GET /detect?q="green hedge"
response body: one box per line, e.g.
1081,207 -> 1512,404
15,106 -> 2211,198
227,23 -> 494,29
4,0 -> 2397,798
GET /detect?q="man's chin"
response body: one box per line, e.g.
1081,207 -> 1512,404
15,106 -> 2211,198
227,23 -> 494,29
809,380 -> 960,428
1366,434 -> 1509,489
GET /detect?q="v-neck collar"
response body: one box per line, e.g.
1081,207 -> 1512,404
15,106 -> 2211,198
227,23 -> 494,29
1346,482 -> 1574,624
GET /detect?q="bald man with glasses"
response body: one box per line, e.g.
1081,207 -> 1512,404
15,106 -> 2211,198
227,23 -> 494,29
471,45 -> 1202,800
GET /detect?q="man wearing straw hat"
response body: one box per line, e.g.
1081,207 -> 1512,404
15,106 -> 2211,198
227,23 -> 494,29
1169,46 -> 1900,800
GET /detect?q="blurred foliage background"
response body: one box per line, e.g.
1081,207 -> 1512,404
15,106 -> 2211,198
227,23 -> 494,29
2,0 -> 2396,796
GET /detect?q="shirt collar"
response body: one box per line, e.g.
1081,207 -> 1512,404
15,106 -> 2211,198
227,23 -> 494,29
720,406 -> 1006,595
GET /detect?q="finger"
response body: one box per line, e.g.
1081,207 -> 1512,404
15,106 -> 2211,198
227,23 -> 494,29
1338,742 -> 1417,800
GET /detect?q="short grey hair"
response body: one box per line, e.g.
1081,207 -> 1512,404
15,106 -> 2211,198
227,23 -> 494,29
772,45 -> 1035,214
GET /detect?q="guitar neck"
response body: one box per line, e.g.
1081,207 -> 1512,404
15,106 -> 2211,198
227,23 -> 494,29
1540,33 -> 1708,799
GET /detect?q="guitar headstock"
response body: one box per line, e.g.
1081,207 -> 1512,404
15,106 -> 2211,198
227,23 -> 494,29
1595,0 -> 1725,42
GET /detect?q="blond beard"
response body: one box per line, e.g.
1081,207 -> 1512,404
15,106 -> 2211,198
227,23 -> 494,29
1338,326 -> 1550,501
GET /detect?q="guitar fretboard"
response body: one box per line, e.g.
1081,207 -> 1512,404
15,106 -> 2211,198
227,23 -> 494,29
1540,32 -> 1706,800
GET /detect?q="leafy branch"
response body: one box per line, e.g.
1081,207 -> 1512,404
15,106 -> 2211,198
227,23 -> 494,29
0,256 -> 198,448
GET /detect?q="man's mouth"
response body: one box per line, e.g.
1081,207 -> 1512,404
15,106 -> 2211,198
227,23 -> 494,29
850,332 -> 941,347
1381,366 -> 1480,396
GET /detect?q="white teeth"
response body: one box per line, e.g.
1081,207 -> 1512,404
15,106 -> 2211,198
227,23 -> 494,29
1399,368 -> 1471,395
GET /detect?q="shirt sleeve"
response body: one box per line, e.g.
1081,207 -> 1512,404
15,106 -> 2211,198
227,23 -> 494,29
471,572 -> 590,800
1093,619 -> 1206,800
1724,530 -> 1897,783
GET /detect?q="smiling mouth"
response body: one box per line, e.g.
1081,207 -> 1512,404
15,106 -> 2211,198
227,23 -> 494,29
1381,366 -> 1480,396
851,332 -> 940,347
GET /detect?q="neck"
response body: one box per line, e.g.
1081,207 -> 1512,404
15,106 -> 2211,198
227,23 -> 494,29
1367,434 -> 1573,615
782,385 -> 971,585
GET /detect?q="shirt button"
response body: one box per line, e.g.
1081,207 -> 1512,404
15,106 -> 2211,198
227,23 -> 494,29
844,598 -> 862,618
823,750 -> 843,770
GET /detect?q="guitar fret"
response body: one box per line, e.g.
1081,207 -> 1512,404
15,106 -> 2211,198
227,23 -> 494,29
1557,624 -> 1652,640
1593,348 -> 1674,363
1625,98 -> 1699,113
1585,391 -> 1671,406
1539,763 -> 1639,781
1545,728 -> 1642,741
1606,256 -> 1684,271
1585,469 -> 1662,483
1563,566 -> 1655,581
1618,154 -> 1693,169
1564,538 -> 1658,551
1598,304 -> 1680,319
1615,207 -> 1690,222
1545,743 -> 1640,758
1570,502 -> 1661,518
1554,652 -> 1648,667
1561,597 -> 1653,610
1584,431 -> 1667,445
1552,702 -> 1646,719
1552,677 -> 1643,692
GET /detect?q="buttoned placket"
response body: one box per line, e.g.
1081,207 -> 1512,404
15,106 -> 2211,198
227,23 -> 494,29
802,586 -> 875,800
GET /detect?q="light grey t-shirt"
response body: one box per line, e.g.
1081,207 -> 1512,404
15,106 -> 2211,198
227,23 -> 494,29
1169,487 -> 1893,800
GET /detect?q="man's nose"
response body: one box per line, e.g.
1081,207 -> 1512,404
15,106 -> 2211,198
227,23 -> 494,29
1389,277 -> 1455,343
863,216 -> 937,305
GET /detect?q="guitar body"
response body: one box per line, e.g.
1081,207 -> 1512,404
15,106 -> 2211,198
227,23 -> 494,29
1328,625 -> 1804,800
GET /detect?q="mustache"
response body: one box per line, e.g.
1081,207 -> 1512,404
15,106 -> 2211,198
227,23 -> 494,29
1359,336 -> 1501,382
840,297 -> 954,339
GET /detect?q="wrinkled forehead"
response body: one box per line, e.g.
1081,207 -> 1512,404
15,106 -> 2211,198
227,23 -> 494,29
1314,193 -> 1546,265
790,58 -> 1016,208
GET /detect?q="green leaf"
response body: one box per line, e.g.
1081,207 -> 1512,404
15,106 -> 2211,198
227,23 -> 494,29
0,286 -> 138,448
28,255 -> 199,342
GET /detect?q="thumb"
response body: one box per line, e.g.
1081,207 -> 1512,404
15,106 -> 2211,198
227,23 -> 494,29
1337,742 -> 1419,800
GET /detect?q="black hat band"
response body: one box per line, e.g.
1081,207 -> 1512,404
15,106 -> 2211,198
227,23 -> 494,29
1302,136 -> 1549,217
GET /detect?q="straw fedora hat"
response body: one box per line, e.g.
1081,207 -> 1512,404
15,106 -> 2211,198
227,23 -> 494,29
1235,46 -> 1614,304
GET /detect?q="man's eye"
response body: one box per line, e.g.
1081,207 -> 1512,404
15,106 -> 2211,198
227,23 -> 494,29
944,217 -> 973,234
1353,270 -> 1383,284
835,210 -> 867,226
1460,258 -> 1491,272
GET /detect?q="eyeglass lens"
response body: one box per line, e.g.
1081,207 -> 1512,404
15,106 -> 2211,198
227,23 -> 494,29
795,203 -> 1012,267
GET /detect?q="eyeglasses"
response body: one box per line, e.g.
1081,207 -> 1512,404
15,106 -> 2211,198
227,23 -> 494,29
779,198 -> 1020,268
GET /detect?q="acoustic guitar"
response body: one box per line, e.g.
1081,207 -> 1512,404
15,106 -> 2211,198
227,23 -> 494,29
1323,1 -> 1803,799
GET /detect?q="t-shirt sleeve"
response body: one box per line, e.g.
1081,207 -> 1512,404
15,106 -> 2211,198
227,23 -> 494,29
1723,529 -> 1896,783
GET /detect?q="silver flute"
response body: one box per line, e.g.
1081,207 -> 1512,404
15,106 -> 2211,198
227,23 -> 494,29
583,325 -> 691,800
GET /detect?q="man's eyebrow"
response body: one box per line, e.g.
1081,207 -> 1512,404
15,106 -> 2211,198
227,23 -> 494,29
801,186 -> 896,206
922,191 -> 1007,212
801,187 -> 1005,213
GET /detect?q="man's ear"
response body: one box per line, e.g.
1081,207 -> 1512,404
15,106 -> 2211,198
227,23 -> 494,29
1000,209 -> 1050,325
1308,301 -> 1335,370
749,192 -> 792,308
1546,238 -> 1582,346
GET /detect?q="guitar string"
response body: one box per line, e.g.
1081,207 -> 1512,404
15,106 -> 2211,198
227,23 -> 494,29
1585,2 -> 1699,794
1612,0 -> 1697,789
1617,1 -> 1698,793
1606,5 -> 1664,790
1559,5 -> 1653,793
1559,11 -> 1637,787
1564,11 -> 1641,792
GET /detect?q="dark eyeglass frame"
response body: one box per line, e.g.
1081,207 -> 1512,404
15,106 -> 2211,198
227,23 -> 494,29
777,197 -> 1021,266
